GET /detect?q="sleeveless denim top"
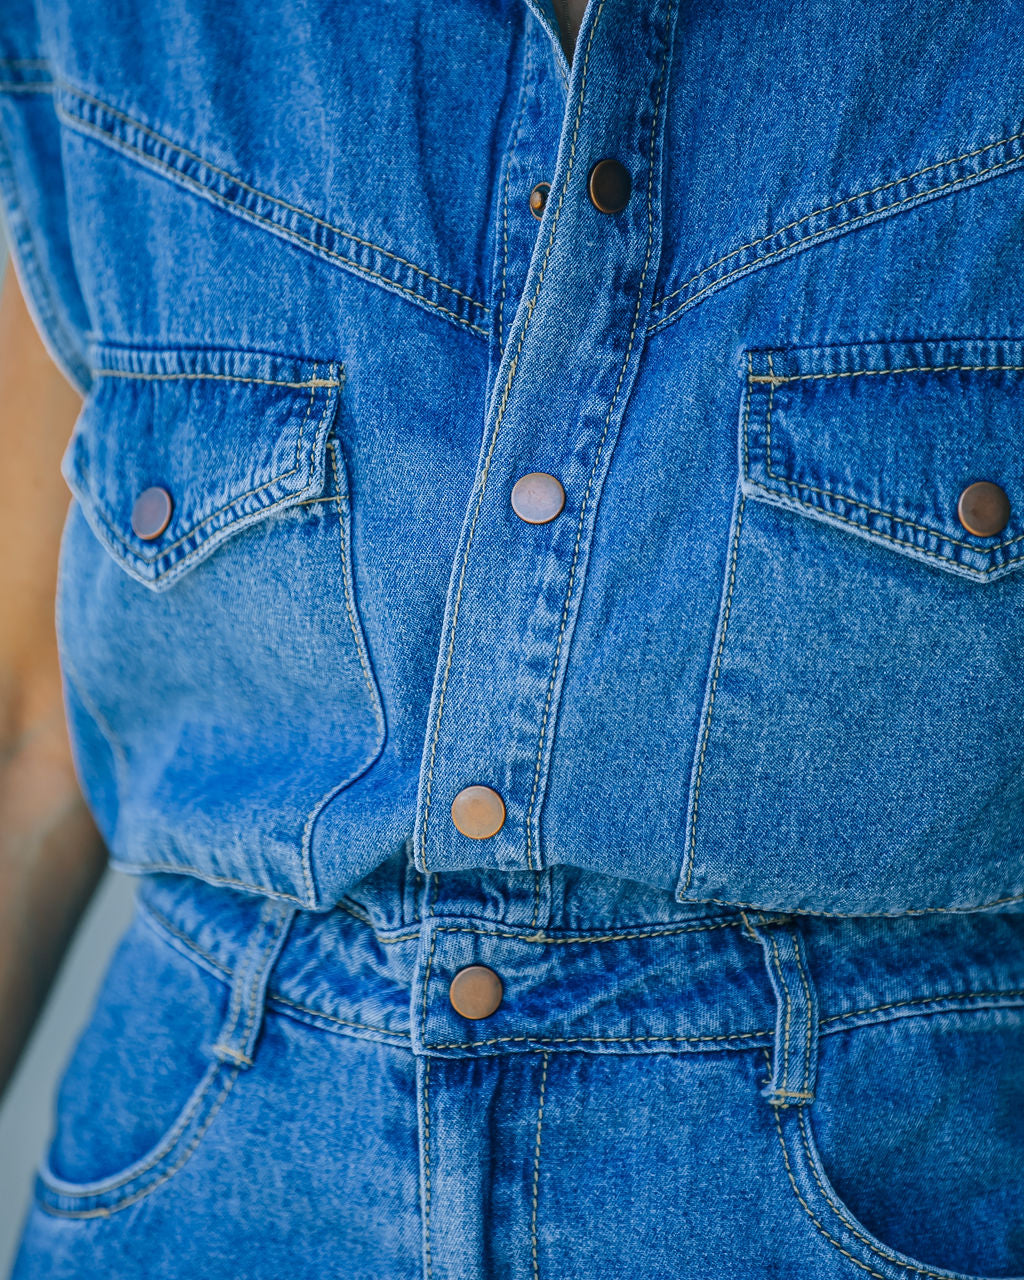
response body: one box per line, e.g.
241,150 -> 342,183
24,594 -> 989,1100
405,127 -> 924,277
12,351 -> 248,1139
2,0 -> 1023,916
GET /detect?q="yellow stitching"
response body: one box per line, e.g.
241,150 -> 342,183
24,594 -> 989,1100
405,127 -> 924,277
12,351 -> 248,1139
750,361 -> 1024,384
524,0 -> 672,876
210,1043 -> 252,1066
792,929 -> 816,1099
421,926 -> 438,1033
771,1088 -> 815,1100
137,901 -> 231,976
93,371 -> 341,388
268,992 -> 410,1039
651,147 -> 1024,330
422,1058 -> 434,1280
59,106 -> 488,337
531,1052 -> 550,1280
419,0 -> 605,869
531,871 -> 542,931
328,441 -> 379,707
677,888 -> 1024,916
681,495 -> 746,892
821,987 -> 1024,1025
429,919 -> 740,943
233,907 -> 291,1061
651,126 -> 1024,312
497,38 -> 533,353
40,1069 -> 239,1219
111,861 -> 308,903
795,1107 -> 961,1280
91,360 -> 334,568
59,84 -> 487,311
426,1029 -> 771,1049
750,357 -> 1024,557
769,930 -> 794,1096
217,905 -> 286,1057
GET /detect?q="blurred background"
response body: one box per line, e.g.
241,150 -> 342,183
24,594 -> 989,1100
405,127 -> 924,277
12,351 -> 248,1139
0,232 -> 138,1275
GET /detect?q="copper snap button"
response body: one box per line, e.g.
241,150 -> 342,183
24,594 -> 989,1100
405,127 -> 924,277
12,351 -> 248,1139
131,486 -> 174,540
449,965 -> 503,1020
511,472 -> 566,524
588,158 -> 631,214
451,785 -> 506,839
957,481 -> 1011,538
529,181 -> 551,220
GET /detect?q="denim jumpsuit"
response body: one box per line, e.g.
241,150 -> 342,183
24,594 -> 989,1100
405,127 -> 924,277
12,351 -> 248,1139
2,0 -> 1024,1274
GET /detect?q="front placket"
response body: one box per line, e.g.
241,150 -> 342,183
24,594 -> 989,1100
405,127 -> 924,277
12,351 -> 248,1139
414,0 -> 678,877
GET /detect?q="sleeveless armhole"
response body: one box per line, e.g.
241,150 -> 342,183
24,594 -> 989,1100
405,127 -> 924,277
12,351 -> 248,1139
0,1 -> 92,394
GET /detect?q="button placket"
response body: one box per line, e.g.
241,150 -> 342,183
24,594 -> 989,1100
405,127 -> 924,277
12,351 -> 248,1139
414,0 -> 677,875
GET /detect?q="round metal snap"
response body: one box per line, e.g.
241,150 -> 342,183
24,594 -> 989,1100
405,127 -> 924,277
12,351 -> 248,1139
957,481 -> 1011,538
588,158 -> 631,214
511,472 -> 566,524
131,486 -> 174,541
451,785 -> 506,839
449,964 -> 504,1020
529,181 -> 551,220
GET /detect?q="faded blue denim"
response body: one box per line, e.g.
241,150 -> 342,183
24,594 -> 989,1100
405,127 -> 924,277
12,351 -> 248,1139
11,851 -> 1024,1278
4,0 -> 1024,913
2,0 -> 1024,1272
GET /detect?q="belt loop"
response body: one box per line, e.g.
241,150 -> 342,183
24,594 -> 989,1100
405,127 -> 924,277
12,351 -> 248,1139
211,898 -> 296,1069
742,911 -> 819,1108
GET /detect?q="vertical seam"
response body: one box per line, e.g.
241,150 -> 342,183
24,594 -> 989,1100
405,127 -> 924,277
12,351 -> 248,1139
530,1051 -> 551,1280
792,929 -> 815,1099
422,1057 -> 434,1280
418,0 -> 608,870
498,33 -> 534,354
680,494 -> 746,892
328,440 -> 380,706
523,0 -> 674,872
769,929 -> 793,1098
211,906 -> 287,1063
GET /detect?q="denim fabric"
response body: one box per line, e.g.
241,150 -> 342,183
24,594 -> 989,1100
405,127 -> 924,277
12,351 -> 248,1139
3,0 -> 1024,914
11,849 -> 1024,1278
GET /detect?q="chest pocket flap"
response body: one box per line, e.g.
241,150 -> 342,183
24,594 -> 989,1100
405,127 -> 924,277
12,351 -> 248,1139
63,345 -> 344,590
741,338 -> 1024,583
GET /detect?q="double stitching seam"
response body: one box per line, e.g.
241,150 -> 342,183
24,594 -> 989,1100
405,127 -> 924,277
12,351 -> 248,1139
57,90 -> 488,338
418,0 -> 605,869
748,358 -> 1024,563
211,904 -> 291,1064
422,1057 -> 434,1280
772,1101 -> 967,1280
651,126 -> 1024,313
792,929 -> 815,1101
677,889 -> 1024,916
531,1052 -> 550,1280
649,131 -> 1024,331
768,930 -> 794,1098
425,1028 -> 772,1050
58,84 -> 487,309
88,362 -> 339,574
821,987 -> 1024,1026
39,1069 -> 239,1219
93,371 -> 339,388
327,440 -> 379,708
680,494 -> 746,893
426,919 -> 741,943
268,993 -> 409,1041
524,0 -> 673,876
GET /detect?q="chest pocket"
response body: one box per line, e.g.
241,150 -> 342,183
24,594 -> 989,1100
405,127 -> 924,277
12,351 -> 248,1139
678,338 -> 1024,916
59,344 -> 385,907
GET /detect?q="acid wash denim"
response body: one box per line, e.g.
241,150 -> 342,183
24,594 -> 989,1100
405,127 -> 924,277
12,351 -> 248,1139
2,0 -> 1024,1274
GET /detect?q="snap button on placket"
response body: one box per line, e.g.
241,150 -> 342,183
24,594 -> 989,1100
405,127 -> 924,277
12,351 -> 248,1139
451,785 -> 506,839
449,965 -> 504,1020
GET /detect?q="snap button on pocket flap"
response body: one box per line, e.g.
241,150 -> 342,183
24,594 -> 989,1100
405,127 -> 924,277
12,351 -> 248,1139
63,345 -> 344,590
740,340 -> 1024,582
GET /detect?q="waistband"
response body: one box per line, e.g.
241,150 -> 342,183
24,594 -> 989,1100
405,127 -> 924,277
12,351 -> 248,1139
134,842 -> 1024,1063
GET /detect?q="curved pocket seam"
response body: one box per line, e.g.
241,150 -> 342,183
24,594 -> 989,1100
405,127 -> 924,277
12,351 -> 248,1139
771,1082 -> 1017,1280
37,1063 -> 239,1218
